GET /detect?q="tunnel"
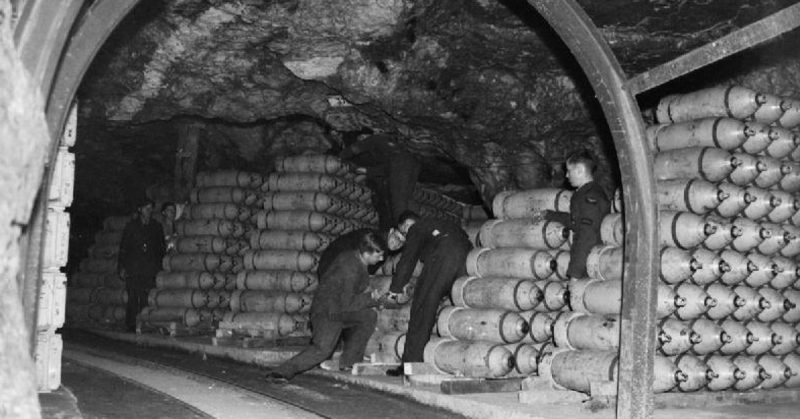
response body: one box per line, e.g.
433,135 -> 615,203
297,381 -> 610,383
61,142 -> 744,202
4,1 -> 800,418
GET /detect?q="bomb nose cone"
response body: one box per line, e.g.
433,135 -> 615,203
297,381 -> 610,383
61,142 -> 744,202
705,297 -> 718,308
744,193 -> 757,203
706,369 -> 720,380
785,233 -> 795,243
759,298 -> 772,310
731,226 -> 743,237
772,334 -> 784,345
744,126 -> 757,137
721,332 -> 732,344
770,197 -> 782,207
704,224 -> 718,236
783,164 -> 793,175
781,100 -> 792,112
689,332 -> 703,344
747,261 -> 759,273
731,157 -> 743,168
549,259 -> 558,271
675,296 -> 688,307
793,133 -> 800,146
783,368 -> 793,379
756,93 -> 768,105
717,190 -> 730,201
768,129 -> 781,141
658,331 -> 672,343
759,369 -> 772,380
690,259 -> 702,272
733,368 -> 746,380
734,296 -> 746,307
794,200 -> 800,211
772,264 -> 783,275
785,300 -> 797,310
756,161 -> 768,172
760,228 -> 773,239
675,371 -> 689,383
719,261 -> 731,273
561,228 -> 570,239
746,332 -> 756,343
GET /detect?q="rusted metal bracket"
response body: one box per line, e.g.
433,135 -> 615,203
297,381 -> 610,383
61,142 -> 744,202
626,2 -> 800,95
525,1 -> 659,417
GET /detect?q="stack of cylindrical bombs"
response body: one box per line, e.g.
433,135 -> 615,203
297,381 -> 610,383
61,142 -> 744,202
142,170 -> 259,331
412,186 -> 464,225
563,85 -> 800,395
221,155 -> 375,339
66,215 -> 132,329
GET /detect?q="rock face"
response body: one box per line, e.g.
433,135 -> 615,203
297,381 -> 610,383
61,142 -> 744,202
78,0 -> 800,207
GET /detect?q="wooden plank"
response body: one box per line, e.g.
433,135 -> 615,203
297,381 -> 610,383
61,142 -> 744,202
352,362 -> 400,376
526,2 -> 659,418
440,377 -> 523,395
627,3 -> 800,94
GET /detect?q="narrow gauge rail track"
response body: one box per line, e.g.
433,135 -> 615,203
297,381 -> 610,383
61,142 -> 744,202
62,330 -> 464,419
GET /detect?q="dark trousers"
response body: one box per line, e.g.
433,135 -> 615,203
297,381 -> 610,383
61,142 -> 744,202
125,284 -> 149,330
274,309 -> 377,379
388,153 -> 421,224
402,236 -> 471,363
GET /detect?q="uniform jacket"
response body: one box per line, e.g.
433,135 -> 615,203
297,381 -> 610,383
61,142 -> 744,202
311,249 -> 374,319
389,218 -> 469,293
117,217 -> 165,287
546,181 -> 610,278
317,228 -> 388,277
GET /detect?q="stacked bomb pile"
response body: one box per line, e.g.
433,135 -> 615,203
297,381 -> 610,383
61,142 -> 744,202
412,187 -> 463,225
140,170 -> 259,331
461,203 -> 490,246
219,155 -> 375,339
66,215 -> 132,328
549,85 -> 800,395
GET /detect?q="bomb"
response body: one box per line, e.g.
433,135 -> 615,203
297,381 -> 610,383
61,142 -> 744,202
718,250 -> 755,286
189,187 -> 259,205
139,307 -> 204,327
465,247 -> 556,280
769,256 -> 798,289
766,190 -> 800,223
261,191 -> 361,218
655,85 -> 766,123
780,353 -> 800,388
702,215 -> 741,250
521,311 -> 556,344
195,170 -> 264,188
569,278 -> 683,318
585,245 -> 624,281
690,248 -> 729,285
220,311 -> 308,337
504,343 -> 539,376
242,250 -> 318,272
552,312 -> 619,351
423,338 -> 514,378
185,203 -> 255,222
655,147 -> 740,183
754,157 -> 791,189
742,187 -> 781,221
704,283 -> 744,320
548,249 -> 571,281
657,179 -> 727,214
761,126 -> 798,159
769,322 -> 800,356
731,285 -> 769,322
757,287 -> 795,322
658,318 -> 700,356
775,161 -> 800,192
148,289 -> 208,308
743,320 -> 780,356
728,153 -> 766,186
263,172 -> 371,203
754,93 -> 788,123
175,219 -> 246,238
730,355 -> 767,391
714,182 -> 753,218
229,290 -> 312,314
674,283 -> 717,320
249,230 -> 333,252
661,247 -> 700,285
782,290 -> 800,322
717,319 -> 755,355
688,318 -> 730,355
532,280 -> 569,312
778,97 -> 800,128
478,219 -> 569,250
162,254 -> 240,273
491,188 -> 572,219
755,354 -> 792,389
673,353 -> 712,392
450,276 -> 543,311
256,210 -> 360,235
274,154 -> 352,176
600,213 -> 625,246
729,218 -> 770,252
235,270 -> 317,293
646,117 -> 751,152
756,223 -> 792,255
743,252 -> 780,288
703,355 -> 745,391
779,225 -> 800,257
739,121 -> 778,155
174,236 -> 247,255
659,211 -> 717,249
436,306 -> 528,343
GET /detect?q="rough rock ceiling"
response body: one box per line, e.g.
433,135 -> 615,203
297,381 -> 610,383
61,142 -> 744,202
78,0 -> 800,205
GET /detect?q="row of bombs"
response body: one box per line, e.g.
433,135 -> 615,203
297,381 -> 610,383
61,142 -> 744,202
160,251 -> 327,281
145,288 -> 313,315
135,305 -> 310,338
154,270 -> 318,293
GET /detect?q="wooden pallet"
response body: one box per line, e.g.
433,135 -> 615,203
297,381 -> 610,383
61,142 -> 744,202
211,328 -> 310,348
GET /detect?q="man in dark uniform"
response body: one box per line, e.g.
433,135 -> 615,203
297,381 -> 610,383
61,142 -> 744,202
317,226 -> 406,277
265,231 -> 386,382
544,150 -> 610,279
117,199 -> 165,332
340,133 -> 421,231
383,211 -> 473,376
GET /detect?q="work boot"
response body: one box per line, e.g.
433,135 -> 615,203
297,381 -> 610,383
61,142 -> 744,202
264,371 -> 289,384
385,366 -> 403,377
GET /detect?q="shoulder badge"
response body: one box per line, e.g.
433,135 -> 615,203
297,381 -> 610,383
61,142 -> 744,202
586,196 -> 598,204
432,229 -> 441,237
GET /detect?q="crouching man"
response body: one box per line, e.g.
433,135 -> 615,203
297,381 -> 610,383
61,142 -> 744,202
265,231 -> 385,382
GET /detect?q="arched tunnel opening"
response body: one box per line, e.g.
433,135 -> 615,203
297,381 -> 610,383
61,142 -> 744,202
6,1 -> 800,418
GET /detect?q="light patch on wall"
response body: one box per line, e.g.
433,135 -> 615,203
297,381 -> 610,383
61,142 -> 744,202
283,56 -> 345,80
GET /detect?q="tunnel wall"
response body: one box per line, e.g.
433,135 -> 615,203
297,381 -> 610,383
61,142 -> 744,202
0,0 -> 52,417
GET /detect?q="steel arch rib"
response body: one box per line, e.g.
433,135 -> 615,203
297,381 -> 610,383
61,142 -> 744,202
524,1 -> 658,417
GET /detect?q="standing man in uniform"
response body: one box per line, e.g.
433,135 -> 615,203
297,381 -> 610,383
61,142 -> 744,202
383,211 -> 473,376
544,150 -> 610,279
118,199 -> 166,332
265,231 -> 386,382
